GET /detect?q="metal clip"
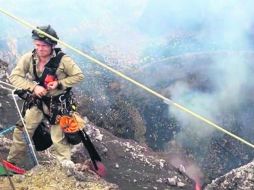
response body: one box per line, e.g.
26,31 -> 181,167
59,94 -> 67,113
59,94 -> 65,102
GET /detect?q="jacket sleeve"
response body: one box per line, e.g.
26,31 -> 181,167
9,53 -> 37,92
58,55 -> 84,88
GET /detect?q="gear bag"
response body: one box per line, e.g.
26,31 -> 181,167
32,122 -> 53,151
57,112 -> 85,145
15,119 -> 52,151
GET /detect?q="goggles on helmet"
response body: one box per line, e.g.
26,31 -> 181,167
32,25 -> 58,45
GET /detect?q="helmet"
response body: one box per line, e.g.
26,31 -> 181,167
32,25 -> 59,45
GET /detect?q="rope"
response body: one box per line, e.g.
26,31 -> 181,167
0,80 -> 15,90
10,89 -> 39,166
0,8 -> 253,149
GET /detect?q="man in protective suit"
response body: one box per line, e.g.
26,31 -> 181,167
7,25 -> 84,168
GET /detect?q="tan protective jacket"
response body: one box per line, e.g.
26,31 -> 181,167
9,50 -> 84,96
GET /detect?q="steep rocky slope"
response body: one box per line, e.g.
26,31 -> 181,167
205,160 -> 254,190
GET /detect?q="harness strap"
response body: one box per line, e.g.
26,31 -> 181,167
30,48 -> 74,124
32,48 -> 65,86
15,88 -> 74,125
41,89 -> 74,124
41,87 -> 72,102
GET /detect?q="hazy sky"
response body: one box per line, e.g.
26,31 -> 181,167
1,0 -> 254,53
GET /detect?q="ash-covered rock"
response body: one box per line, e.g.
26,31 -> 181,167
72,122 -> 194,190
0,136 -> 12,150
204,160 -> 254,190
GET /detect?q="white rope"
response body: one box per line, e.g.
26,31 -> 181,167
0,80 -> 15,89
10,89 -> 39,166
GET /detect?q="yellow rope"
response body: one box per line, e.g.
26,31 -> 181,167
0,8 -> 253,149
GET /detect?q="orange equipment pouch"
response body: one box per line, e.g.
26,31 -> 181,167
57,112 -> 85,145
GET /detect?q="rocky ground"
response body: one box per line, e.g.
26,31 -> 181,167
204,160 -> 254,190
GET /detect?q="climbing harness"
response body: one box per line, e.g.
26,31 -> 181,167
32,47 -> 74,124
0,9 -> 253,150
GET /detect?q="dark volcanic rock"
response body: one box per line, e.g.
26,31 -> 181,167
72,123 -> 195,190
